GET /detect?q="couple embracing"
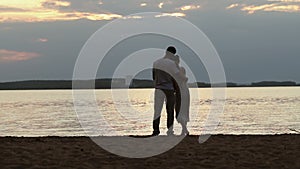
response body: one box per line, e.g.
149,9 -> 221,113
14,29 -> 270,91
152,46 -> 190,136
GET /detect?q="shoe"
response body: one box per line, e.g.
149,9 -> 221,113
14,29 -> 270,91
180,130 -> 189,136
151,131 -> 160,136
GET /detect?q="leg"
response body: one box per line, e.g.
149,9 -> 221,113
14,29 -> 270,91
164,90 -> 175,134
180,121 -> 189,135
175,92 -> 181,120
153,89 -> 165,135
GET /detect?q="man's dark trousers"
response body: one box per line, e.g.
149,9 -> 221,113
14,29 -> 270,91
153,89 -> 175,134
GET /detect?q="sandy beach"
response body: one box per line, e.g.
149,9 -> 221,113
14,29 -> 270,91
0,135 -> 299,169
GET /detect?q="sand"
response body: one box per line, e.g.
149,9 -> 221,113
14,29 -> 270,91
0,135 -> 299,169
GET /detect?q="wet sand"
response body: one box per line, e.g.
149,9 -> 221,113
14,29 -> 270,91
0,135 -> 299,169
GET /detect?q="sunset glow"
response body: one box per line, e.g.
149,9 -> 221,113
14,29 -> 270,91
0,0 -> 299,84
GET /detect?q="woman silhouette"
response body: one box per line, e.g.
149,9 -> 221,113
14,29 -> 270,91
172,55 -> 190,135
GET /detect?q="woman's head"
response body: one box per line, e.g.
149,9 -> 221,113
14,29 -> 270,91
174,55 -> 180,65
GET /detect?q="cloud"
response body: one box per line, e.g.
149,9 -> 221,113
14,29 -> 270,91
155,12 -> 186,18
242,4 -> 300,14
179,5 -> 201,11
157,1 -> 173,9
264,4 -> 300,12
42,0 -> 71,8
226,4 -> 239,9
0,6 -> 28,12
0,0 -> 205,22
36,38 -> 48,42
0,49 -> 40,62
0,0 -> 122,23
242,4 -> 277,14
0,10 -> 122,22
140,3 -> 147,7
226,0 -> 300,14
158,2 -> 164,9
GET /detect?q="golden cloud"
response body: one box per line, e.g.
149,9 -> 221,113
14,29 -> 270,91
227,0 -> 300,14
42,0 -> 71,8
158,2 -> 164,9
241,4 -> 300,14
0,0 -> 44,10
0,49 -> 40,62
0,0 -> 122,22
242,4 -> 276,14
264,4 -> 300,12
52,1 -> 70,7
157,1 -> 173,9
155,13 -> 186,18
0,10 -> 122,22
179,5 -> 201,11
226,4 -> 239,9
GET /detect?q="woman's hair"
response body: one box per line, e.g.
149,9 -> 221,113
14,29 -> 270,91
169,54 -> 180,64
174,55 -> 180,64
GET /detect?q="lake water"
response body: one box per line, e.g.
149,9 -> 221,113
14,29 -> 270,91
0,87 -> 299,136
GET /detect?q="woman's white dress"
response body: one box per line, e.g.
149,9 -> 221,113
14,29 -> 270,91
177,67 -> 190,123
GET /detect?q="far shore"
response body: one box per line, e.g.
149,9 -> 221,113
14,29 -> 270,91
0,79 -> 299,90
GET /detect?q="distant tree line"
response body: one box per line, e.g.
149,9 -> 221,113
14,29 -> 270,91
0,79 -> 298,90
250,81 -> 297,87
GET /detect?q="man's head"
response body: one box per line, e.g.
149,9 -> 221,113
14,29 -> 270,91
166,46 -> 176,55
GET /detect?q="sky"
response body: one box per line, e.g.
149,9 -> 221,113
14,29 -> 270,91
0,0 -> 299,83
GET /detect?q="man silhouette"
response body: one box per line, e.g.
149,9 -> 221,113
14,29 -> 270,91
152,46 -> 185,136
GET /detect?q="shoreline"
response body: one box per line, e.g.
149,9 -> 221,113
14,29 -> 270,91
1,86 -> 300,90
1,133 -> 299,138
1,134 -> 299,168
